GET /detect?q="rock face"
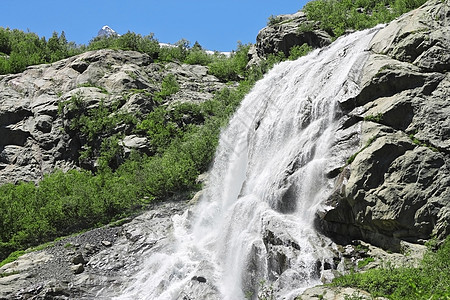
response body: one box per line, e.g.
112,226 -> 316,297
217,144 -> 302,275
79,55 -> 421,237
0,200 -> 188,299
0,49 -> 227,184
249,11 -> 332,65
1,0 -> 449,298
318,0 -> 450,251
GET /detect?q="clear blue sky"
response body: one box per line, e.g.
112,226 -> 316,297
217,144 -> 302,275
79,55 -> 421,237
1,1 -> 308,52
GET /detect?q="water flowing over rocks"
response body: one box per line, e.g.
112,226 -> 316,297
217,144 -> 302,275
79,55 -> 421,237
0,0 -> 449,299
318,0 -> 450,251
0,49 -> 227,184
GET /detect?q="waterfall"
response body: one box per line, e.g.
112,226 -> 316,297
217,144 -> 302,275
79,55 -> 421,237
114,27 -> 380,300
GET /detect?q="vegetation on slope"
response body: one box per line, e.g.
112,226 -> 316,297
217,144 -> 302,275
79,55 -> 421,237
332,237 -> 450,299
0,0 -> 433,266
0,37 -> 288,262
303,0 -> 428,37
0,29 -> 81,74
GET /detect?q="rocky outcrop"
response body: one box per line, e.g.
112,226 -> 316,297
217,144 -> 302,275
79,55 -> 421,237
248,11 -> 332,65
319,0 -> 450,251
0,200 -> 189,299
0,49 -> 227,184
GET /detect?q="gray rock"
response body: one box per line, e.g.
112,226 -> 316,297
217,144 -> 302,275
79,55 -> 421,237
121,135 -> 149,150
71,263 -> 85,274
102,240 -> 112,247
0,200 -> 188,299
251,11 -> 332,64
319,0 -> 450,250
299,286 -> 388,300
72,253 -> 87,265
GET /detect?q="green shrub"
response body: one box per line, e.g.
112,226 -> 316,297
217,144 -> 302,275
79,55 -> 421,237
288,43 -> 313,60
88,31 -> 160,58
208,43 -> 250,82
0,28 -> 80,74
303,0 -> 428,38
363,113 -> 383,123
155,74 -> 179,101
357,257 -> 375,268
267,15 -> 283,26
333,236 -> 450,299
59,95 -> 138,169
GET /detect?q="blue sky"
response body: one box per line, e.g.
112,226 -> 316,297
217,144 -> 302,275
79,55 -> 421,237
1,1 -> 308,52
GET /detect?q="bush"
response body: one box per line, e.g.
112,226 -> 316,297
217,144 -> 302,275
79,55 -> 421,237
288,43 -> 313,60
208,42 -> 250,82
0,28 -> 80,74
0,72 -> 253,263
88,31 -> 160,58
303,0 -> 428,38
332,237 -> 450,299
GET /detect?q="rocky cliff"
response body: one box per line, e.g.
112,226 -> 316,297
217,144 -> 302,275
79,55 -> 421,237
0,49 -> 227,184
0,0 -> 449,299
249,0 -> 449,251
318,0 -> 450,251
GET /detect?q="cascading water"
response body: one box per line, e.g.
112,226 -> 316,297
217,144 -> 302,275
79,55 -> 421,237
114,27 -> 380,300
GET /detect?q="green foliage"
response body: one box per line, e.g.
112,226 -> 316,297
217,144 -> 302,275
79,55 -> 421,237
363,113 -> 383,123
333,236 -> 450,299
59,94 -> 137,169
0,271 -> 19,278
343,292 -> 367,300
184,42 -> 214,65
303,0 -> 428,38
154,74 -> 180,102
0,249 -> 25,268
158,39 -> 190,62
0,28 -> 80,74
267,15 -> 283,26
88,31 -> 160,58
288,43 -> 313,60
297,22 -> 315,33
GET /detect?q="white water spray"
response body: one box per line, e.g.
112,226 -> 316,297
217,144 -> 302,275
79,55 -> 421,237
114,27 -> 380,300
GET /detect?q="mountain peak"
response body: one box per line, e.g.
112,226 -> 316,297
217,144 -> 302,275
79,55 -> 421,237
97,25 -> 118,38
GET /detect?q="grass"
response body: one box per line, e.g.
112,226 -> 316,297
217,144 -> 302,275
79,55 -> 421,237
363,113 -> 383,123
346,136 -> 377,165
332,236 -> 450,299
409,134 -> 439,152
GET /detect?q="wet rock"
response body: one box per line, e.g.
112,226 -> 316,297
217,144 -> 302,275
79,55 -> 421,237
71,252 -> 87,265
192,276 -> 207,283
71,263 -> 85,274
102,240 -> 112,247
